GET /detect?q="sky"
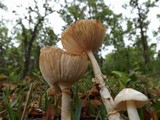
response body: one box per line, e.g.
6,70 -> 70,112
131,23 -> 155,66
1,0 -> 160,57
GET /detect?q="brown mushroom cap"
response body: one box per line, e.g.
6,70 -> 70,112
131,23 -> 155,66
61,19 -> 106,54
114,88 -> 148,110
39,46 -> 88,88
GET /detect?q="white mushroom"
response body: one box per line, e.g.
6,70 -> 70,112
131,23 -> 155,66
114,88 -> 148,120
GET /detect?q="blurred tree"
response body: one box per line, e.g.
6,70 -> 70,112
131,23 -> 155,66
0,22 -> 11,71
0,1 -> 7,10
59,0 -> 124,47
13,0 -> 58,78
0,0 -> 159,80
102,0 -> 160,74
102,46 -> 144,74
124,0 -> 158,67
59,0 -> 125,68
0,20 -> 23,81
153,13 -> 160,43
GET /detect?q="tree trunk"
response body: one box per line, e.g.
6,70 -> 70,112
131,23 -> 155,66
140,30 -> 150,65
22,42 -> 33,78
22,18 -> 43,79
138,7 -> 150,65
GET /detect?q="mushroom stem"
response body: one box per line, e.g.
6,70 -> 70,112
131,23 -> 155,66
127,101 -> 140,120
59,83 -> 71,120
87,50 -> 121,120
87,51 -> 105,86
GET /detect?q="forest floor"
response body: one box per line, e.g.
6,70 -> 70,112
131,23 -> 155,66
0,74 -> 160,120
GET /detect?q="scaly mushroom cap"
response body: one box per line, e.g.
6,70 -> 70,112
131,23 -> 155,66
114,88 -> 148,110
39,46 -> 88,88
61,19 -> 106,54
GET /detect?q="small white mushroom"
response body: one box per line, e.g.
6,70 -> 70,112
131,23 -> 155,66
114,88 -> 148,120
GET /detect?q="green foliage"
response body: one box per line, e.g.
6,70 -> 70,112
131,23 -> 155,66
2,87 -> 24,119
112,71 -> 128,88
44,92 -> 50,111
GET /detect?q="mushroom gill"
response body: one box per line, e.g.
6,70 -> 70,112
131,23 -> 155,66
61,19 -> 106,54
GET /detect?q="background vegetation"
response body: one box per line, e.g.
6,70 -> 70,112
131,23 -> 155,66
0,0 -> 160,119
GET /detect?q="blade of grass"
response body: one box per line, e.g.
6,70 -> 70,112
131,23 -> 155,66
95,110 -> 100,120
10,97 -> 19,108
88,99 -> 96,115
21,83 -> 34,120
17,95 -> 25,111
139,108 -> 144,120
6,104 -> 15,120
72,100 -> 83,120
44,92 -> 49,111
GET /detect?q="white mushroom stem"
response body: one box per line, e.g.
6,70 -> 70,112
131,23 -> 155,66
59,83 -> 71,120
87,51 -> 121,120
127,101 -> 140,120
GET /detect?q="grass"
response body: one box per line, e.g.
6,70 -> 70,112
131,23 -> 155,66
0,71 -> 160,120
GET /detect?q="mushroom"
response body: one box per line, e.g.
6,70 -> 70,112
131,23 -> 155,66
39,46 -> 88,120
61,19 -> 105,54
114,88 -> 148,120
61,19 -> 121,119
47,84 -> 61,96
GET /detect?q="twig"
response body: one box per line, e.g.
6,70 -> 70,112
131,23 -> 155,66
0,110 -> 6,115
21,83 -> 34,120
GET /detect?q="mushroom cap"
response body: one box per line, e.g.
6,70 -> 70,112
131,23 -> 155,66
39,46 -> 88,88
61,19 -> 106,54
114,88 -> 148,110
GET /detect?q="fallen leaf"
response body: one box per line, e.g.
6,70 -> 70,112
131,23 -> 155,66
151,87 -> 160,97
9,93 -> 17,102
150,107 -> 158,120
81,98 -> 101,117
2,83 -> 18,91
42,105 -> 55,120
80,84 -> 100,100
91,99 -> 101,107
28,107 -> 44,118
142,108 -> 151,120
